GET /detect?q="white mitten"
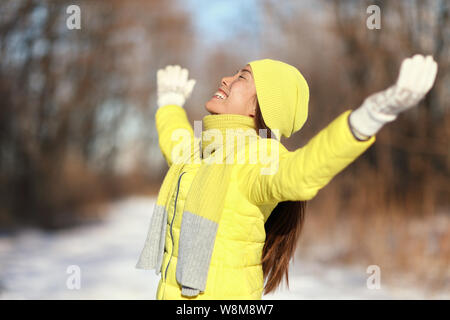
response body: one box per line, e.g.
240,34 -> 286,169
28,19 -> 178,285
349,54 -> 438,138
157,65 -> 196,108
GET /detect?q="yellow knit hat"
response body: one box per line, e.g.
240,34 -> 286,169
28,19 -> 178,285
248,59 -> 309,139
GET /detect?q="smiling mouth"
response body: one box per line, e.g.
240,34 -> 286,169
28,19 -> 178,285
213,94 -> 226,100
212,88 -> 228,100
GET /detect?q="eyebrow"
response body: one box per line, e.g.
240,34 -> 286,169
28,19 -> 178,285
236,68 -> 252,76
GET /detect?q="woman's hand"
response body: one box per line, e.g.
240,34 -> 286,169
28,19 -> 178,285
157,65 -> 196,109
349,54 -> 438,138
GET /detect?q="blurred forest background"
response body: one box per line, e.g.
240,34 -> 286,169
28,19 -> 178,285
0,0 -> 448,294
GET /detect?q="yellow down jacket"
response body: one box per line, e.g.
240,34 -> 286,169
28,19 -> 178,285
154,104 -> 376,300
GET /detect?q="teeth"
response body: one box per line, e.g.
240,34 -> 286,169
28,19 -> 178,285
214,92 -> 226,99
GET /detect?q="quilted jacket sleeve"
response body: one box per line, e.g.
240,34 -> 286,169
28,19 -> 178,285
241,109 -> 376,205
155,104 -> 195,167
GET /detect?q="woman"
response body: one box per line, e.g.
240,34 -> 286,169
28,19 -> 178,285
136,56 -> 437,300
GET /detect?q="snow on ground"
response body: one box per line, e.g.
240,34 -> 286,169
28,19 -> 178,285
0,196 -> 445,299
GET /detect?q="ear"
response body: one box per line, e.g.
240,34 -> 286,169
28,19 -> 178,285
248,97 -> 257,118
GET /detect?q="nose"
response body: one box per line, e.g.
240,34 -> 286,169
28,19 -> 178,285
221,73 -> 237,88
221,76 -> 231,88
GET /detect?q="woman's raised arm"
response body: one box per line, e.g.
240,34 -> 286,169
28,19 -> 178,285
155,65 -> 196,166
240,109 -> 376,205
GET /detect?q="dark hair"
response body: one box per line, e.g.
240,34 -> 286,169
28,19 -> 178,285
253,101 -> 308,295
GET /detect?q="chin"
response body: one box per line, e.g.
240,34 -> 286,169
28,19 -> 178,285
205,100 -> 221,115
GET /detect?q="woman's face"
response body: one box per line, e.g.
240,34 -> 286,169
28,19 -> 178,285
205,64 -> 257,117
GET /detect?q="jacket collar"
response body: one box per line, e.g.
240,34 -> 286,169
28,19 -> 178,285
201,113 -> 257,159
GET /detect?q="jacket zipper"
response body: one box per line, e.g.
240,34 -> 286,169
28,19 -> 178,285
164,171 -> 186,282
